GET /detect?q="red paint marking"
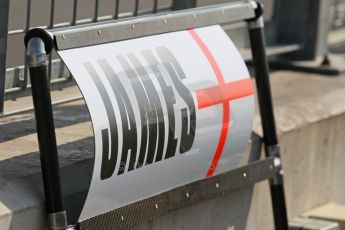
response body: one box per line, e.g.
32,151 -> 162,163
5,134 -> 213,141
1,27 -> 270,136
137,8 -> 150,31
196,79 -> 254,109
188,29 -> 254,177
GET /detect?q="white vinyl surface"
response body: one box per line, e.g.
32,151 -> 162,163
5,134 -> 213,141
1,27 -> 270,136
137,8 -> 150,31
58,25 -> 255,221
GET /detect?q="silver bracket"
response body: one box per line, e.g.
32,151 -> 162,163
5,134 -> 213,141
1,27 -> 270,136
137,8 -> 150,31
267,145 -> 284,185
26,37 -> 47,68
248,16 -> 264,30
48,211 -> 68,230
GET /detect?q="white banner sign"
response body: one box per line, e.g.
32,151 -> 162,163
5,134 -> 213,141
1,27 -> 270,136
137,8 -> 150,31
58,25 -> 255,221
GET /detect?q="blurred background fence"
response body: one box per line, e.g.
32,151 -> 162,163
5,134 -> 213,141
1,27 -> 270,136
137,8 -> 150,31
0,0 -> 344,116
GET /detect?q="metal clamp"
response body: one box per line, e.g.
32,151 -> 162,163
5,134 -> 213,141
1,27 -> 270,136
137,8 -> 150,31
266,145 -> 284,185
26,37 -> 47,68
247,1 -> 264,29
48,211 -> 68,230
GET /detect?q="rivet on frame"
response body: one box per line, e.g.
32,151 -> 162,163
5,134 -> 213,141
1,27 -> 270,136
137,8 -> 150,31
243,172 -> 247,178
215,183 -> 220,189
155,204 -> 159,209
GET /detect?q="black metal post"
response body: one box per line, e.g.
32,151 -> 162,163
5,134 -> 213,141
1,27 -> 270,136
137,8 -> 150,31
172,0 -> 197,10
0,0 -> 10,115
248,2 -> 289,230
25,30 -> 67,230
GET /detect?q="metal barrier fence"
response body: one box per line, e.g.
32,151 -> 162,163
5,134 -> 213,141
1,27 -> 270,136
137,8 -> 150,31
1,0 -> 279,117
4,0 -> 344,116
1,0 -> 179,116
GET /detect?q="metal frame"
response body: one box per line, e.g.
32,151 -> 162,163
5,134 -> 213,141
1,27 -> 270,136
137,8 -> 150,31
50,2 -> 256,51
26,37 -> 67,230
248,4 -> 288,229
24,1 -> 289,229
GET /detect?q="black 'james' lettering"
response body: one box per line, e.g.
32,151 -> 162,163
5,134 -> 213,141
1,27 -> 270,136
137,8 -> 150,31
86,47 -> 196,179
127,54 -> 166,164
98,59 -> 137,175
141,50 -> 178,159
156,47 -> 196,153
84,63 -> 118,180
117,55 -> 159,167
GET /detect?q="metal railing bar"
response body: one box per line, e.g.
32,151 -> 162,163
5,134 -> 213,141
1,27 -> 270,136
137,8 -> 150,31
8,29 -> 26,35
25,0 -> 32,33
8,7 -> 172,36
94,0 -> 100,22
114,0 -> 120,19
153,0 -> 159,13
72,0 -> 78,26
22,0 -> 32,90
48,0 -> 56,82
4,77 -> 73,94
134,0 -> 140,16
1,95 -> 84,118
0,0 -> 10,115
49,0 -> 56,29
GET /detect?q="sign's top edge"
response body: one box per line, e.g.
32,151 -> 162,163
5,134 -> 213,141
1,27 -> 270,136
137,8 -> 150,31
47,1 -> 256,51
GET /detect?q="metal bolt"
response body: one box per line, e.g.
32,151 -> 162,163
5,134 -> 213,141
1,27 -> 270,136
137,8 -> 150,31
62,35 -> 65,40
121,216 -> 124,221
273,157 -> 282,168
186,192 -> 190,198
98,29 -> 102,35
215,183 -> 220,189
155,204 -> 158,209
243,173 -> 247,178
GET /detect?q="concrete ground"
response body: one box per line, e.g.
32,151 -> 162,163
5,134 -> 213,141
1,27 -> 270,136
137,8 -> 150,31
1,68 -> 345,229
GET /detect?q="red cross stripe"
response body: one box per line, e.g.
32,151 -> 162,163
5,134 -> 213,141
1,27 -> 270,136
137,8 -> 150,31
188,29 -> 254,177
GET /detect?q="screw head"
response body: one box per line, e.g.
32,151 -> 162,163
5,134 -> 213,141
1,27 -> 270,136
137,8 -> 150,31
273,158 -> 282,168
